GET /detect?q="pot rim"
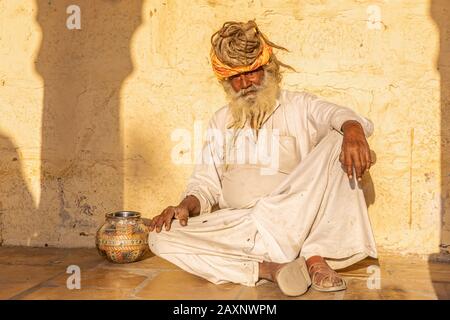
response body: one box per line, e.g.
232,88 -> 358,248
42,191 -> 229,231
106,211 -> 141,219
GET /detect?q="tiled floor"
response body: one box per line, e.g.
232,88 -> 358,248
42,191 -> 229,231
0,246 -> 449,300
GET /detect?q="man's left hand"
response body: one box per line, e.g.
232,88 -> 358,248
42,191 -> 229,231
340,120 -> 372,181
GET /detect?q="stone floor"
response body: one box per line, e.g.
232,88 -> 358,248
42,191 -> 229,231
0,247 -> 449,300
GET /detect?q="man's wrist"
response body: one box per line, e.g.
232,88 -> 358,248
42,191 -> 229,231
180,195 -> 201,215
341,120 -> 363,132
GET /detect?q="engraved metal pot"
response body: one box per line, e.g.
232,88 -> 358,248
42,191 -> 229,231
96,211 -> 149,263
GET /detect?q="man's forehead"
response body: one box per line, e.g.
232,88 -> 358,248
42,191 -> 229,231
228,66 -> 265,79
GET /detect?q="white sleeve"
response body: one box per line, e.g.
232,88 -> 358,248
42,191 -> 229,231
304,92 -> 374,137
180,118 -> 224,215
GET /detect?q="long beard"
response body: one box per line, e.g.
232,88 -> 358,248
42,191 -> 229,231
222,71 -> 280,135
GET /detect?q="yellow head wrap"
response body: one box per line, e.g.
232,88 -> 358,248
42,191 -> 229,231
210,20 -> 293,81
210,38 -> 273,80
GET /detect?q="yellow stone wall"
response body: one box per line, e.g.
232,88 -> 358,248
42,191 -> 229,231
0,0 -> 448,256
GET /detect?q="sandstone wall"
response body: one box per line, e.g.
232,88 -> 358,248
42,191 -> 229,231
0,0 -> 448,256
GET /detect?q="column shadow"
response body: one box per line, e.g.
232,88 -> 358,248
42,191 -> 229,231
34,0 -> 143,246
429,0 -> 450,300
0,132 -> 36,246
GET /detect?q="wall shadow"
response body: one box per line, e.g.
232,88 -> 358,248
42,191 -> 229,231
0,132 -> 36,246
429,0 -> 450,300
33,0 -> 143,246
361,150 -> 377,209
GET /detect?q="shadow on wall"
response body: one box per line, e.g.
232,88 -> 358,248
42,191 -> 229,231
11,0 -> 143,246
361,150 -> 377,209
0,133 -> 36,245
429,0 -> 450,299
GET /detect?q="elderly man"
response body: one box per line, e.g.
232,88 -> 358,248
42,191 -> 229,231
148,20 -> 377,296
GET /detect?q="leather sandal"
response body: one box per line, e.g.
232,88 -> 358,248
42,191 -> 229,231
275,256 -> 312,296
308,261 -> 347,292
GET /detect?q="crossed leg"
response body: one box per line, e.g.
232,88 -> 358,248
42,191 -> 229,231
148,130 -> 375,294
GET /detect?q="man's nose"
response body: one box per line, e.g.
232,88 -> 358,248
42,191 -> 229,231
239,75 -> 252,89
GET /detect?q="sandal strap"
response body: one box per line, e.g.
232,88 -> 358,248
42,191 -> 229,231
308,262 -> 343,287
308,262 -> 333,273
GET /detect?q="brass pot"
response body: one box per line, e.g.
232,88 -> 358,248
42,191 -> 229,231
96,211 -> 149,263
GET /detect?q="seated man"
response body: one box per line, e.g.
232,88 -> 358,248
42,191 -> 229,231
147,20 -> 377,296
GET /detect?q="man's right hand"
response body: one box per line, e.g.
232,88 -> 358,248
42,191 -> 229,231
148,195 -> 201,233
149,204 -> 190,233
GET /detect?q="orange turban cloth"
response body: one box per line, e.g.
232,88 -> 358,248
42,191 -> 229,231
210,20 -> 287,80
210,38 -> 273,80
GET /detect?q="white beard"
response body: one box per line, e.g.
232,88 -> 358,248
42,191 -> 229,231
222,70 -> 280,134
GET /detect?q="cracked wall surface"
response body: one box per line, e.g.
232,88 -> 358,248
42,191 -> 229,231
0,0 -> 448,256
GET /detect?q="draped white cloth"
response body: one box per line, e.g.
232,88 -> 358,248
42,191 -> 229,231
148,90 -> 377,286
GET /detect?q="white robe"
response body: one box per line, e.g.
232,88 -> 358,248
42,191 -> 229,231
149,90 -> 378,286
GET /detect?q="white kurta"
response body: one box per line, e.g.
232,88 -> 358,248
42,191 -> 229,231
149,90 -> 378,286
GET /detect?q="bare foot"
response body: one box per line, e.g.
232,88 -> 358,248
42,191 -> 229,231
258,261 -> 286,282
306,256 -> 346,291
